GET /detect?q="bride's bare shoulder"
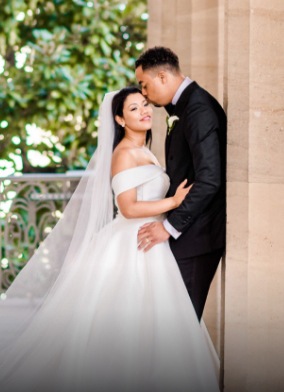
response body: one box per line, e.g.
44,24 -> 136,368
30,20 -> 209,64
111,146 -> 138,177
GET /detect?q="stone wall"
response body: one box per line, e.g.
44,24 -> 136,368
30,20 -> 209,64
224,1 -> 284,391
147,0 -> 284,390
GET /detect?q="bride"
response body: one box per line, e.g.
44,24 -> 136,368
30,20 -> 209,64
0,87 -> 219,392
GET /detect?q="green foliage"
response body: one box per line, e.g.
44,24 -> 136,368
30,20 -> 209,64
0,0 -> 147,173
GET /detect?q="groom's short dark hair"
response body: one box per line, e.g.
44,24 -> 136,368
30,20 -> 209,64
135,46 -> 180,73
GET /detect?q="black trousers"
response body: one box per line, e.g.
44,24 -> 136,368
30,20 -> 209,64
176,248 -> 224,321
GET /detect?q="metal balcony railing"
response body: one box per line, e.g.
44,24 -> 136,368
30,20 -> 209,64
0,172 -> 82,293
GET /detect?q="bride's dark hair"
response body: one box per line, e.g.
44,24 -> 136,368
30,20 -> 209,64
112,86 -> 152,150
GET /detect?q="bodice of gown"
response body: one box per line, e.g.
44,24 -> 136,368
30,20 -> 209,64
112,164 -> 170,215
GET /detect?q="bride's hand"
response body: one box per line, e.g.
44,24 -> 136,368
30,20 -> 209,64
172,179 -> 192,208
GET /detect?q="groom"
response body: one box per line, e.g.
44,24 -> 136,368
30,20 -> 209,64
135,46 -> 226,321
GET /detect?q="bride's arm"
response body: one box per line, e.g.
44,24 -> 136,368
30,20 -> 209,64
116,182 -> 190,219
112,147 -> 191,219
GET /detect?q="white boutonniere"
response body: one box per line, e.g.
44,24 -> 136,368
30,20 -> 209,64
166,115 -> 179,135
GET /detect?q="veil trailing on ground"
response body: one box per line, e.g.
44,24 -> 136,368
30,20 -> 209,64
0,91 -> 119,350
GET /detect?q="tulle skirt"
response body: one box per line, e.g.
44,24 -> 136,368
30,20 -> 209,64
0,216 -> 219,392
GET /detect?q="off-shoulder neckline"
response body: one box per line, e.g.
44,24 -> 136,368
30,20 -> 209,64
111,164 -> 164,183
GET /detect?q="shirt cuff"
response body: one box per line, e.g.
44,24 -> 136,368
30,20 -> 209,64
163,219 -> 182,239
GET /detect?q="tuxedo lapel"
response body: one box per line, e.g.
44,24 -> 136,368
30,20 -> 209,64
164,82 -> 199,160
165,128 -> 170,158
165,103 -> 175,158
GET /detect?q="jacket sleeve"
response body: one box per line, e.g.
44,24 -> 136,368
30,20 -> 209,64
167,104 -> 222,233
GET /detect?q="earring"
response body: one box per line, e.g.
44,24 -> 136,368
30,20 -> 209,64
121,122 -> 125,128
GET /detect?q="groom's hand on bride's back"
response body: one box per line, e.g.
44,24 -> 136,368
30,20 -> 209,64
137,221 -> 170,252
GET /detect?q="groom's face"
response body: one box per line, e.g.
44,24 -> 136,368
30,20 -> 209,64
135,66 -> 171,107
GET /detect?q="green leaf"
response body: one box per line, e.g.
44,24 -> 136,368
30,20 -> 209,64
32,29 -> 54,41
99,39 -> 111,57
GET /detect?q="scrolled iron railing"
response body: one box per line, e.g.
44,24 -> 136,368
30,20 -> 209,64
0,172 -> 82,293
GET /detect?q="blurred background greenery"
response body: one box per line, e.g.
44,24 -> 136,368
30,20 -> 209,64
0,0 -> 147,175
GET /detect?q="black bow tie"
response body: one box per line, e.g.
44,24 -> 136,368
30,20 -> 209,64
165,103 -> 175,116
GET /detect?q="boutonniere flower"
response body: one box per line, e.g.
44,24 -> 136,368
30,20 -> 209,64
166,115 -> 179,135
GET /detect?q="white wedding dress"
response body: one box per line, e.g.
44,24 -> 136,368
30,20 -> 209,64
0,164 -> 219,392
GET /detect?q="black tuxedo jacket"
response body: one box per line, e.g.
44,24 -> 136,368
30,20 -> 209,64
165,82 -> 227,259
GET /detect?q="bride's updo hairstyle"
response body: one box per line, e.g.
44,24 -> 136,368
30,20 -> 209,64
112,86 -> 152,150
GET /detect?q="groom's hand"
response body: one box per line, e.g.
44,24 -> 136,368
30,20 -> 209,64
137,221 -> 170,252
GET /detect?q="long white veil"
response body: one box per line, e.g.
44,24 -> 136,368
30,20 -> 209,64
0,91 -> 118,350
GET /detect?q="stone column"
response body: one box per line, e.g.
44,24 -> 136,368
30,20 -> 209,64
224,1 -> 284,391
